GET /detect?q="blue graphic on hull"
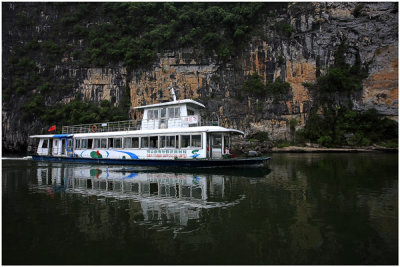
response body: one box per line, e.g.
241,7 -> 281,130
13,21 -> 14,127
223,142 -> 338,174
122,173 -> 138,180
116,151 -> 139,159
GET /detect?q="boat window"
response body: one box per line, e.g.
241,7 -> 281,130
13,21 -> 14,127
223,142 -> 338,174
181,135 -> 190,148
124,137 -> 139,148
67,139 -> 73,148
224,135 -> 230,148
132,137 -> 139,148
94,139 -> 100,148
148,109 -> 159,120
168,108 -> 174,118
75,139 -> 81,149
100,139 -> 107,148
54,140 -> 58,146
87,139 -> 93,149
150,136 -> 158,148
114,138 -> 122,148
108,138 -> 121,148
160,108 -> 166,118
41,139 -> 48,148
187,109 -> 195,116
160,135 -> 177,148
168,107 -> 180,118
212,135 -> 222,148
94,138 -> 107,148
141,137 -> 149,148
191,135 -> 202,148
108,138 -> 114,148
124,137 -> 131,148
80,139 -> 89,149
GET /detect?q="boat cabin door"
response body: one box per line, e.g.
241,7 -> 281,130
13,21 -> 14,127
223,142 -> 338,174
208,134 -> 222,159
52,137 -> 73,156
66,138 -> 73,157
207,133 -> 231,159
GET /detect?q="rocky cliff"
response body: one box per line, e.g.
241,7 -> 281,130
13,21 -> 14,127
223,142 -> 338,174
2,2 -> 398,153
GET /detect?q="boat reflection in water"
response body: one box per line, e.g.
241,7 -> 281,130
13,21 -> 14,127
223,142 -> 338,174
34,163 -> 258,232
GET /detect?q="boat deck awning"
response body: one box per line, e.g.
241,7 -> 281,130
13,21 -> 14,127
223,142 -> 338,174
72,126 -> 244,138
30,134 -> 73,138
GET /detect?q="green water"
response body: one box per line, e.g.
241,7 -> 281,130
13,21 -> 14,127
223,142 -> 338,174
2,153 -> 398,264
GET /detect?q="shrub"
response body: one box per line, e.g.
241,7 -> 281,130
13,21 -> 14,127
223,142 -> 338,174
266,77 -> 291,96
242,72 -> 265,96
318,135 -> 333,147
275,22 -> 293,37
289,118 -> 298,131
253,131 -> 270,142
353,3 -> 365,17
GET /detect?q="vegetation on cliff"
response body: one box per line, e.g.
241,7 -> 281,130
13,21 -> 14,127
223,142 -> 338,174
82,2 -> 283,68
299,108 -> 398,148
4,2 -> 287,132
299,44 -> 397,148
242,72 -> 291,99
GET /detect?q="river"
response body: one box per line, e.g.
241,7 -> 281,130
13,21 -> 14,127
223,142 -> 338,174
2,153 -> 398,264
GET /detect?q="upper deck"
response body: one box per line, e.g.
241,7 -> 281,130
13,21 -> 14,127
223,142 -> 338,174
62,94 -> 218,134
134,98 -> 205,130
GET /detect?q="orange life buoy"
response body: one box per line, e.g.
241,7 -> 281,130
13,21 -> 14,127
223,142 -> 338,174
91,125 -> 97,133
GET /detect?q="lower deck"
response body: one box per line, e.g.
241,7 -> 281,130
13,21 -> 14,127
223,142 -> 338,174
32,130 -> 238,160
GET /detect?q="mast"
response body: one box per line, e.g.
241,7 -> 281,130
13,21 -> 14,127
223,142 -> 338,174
169,87 -> 177,102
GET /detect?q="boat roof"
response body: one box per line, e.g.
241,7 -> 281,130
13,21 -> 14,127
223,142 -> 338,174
29,134 -> 73,138
133,99 -> 205,109
30,126 -> 244,138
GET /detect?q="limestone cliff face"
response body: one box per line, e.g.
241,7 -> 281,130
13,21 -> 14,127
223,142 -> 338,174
128,2 -> 398,140
2,2 -> 398,152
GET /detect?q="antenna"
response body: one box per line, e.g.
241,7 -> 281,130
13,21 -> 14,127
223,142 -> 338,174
168,87 -> 177,102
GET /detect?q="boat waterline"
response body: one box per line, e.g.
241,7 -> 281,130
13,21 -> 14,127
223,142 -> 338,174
32,155 -> 271,167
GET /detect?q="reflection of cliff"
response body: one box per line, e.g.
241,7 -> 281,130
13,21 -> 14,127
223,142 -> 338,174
35,165 -> 245,234
258,154 -> 398,264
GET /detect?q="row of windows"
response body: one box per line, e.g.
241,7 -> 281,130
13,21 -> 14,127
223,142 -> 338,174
75,135 -> 202,149
40,139 -> 73,148
148,107 -> 181,120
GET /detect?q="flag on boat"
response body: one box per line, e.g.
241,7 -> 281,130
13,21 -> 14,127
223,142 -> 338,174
48,125 -> 56,132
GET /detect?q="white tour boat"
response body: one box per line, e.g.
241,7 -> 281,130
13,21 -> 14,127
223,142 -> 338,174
29,89 -> 270,167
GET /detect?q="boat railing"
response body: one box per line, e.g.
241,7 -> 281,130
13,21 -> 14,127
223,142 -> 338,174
62,120 -> 142,134
61,118 -> 220,134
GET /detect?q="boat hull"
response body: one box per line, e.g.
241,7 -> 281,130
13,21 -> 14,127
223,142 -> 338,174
31,155 -> 270,168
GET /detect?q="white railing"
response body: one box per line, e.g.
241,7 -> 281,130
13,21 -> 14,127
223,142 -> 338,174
62,120 -> 142,134
62,117 -> 220,134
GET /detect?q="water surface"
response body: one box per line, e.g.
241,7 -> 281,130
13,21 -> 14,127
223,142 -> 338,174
2,153 -> 397,264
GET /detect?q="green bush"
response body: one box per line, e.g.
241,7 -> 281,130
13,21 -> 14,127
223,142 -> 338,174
266,77 -> 291,96
274,140 -> 292,148
60,16 -> 79,25
304,107 -> 398,147
242,73 -> 291,98
318,135 -> 333,147
275,22 -> 293,37
243,72 -> 265,96
303,43 -> 367,96
253,131 -> 270,142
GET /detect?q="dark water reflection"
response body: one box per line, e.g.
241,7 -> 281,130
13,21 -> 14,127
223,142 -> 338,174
2,153 -> 397,264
